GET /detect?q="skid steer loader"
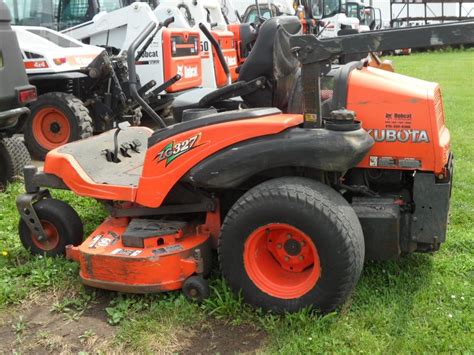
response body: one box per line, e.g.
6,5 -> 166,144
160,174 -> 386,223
16,17 -> 473,314
5,1 -> 203,158
0,1 -> 36,188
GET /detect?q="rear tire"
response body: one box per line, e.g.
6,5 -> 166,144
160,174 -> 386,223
19,198 -> 84,257
0,137 -> 31,190
25,92 -> 93,160
218,177 -> 365,313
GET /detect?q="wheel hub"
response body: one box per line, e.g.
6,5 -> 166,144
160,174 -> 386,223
284,238 -> 302,256
50,122 -> 61,134
243,223 -> 321,299
32,107 -> 71,149
31,220 -> 60,251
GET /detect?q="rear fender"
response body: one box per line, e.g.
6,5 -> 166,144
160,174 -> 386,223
183,127 -> 374,189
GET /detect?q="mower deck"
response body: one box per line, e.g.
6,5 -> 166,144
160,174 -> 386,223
66,217 -> 211,293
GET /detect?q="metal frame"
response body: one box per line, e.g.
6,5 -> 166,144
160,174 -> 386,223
290,21 -> 474,127
16,189 -> 51,241
390,0 -> 474,27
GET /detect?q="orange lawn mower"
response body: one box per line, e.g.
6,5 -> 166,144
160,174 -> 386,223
15,19 -> 474,313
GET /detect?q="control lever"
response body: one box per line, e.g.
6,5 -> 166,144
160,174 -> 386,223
144,74 -> 181,100
102,122 -> 130,163
138,80 -> 157,96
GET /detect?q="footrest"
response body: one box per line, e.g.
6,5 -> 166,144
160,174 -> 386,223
122,219 -> 188,248
49,127 -> 152,187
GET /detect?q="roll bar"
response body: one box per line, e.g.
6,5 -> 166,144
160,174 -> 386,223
290,21 -> 474,128
127,17 -> 175,128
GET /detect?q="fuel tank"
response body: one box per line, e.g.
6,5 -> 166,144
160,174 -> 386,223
347,66 -> 450,175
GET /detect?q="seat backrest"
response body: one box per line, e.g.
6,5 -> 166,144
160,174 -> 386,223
273,24 -> 301,112
238,16 -> 301,108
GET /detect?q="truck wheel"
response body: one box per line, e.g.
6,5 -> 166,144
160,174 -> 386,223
19,199 -> 83,257
218,177 -> 365,313
0,137 -> 31,190
25,92 -> 93,159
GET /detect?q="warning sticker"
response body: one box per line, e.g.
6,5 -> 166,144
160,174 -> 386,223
111,249 -> 142,257
152,244 -> 184,256
88,232 -> 119,249
89,235 -> 113,248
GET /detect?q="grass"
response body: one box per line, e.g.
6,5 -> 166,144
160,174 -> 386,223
0,50 -> 473,352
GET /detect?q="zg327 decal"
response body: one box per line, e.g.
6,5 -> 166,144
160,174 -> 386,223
156,133 -> 202,166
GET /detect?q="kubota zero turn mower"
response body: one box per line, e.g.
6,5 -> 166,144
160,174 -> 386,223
0,1 -> 36,189
16,17 -> 473,313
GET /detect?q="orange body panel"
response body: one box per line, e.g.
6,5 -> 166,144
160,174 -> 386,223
137,114 -> 304,207
162,28 -> 202,92
44,149 -> 139,201
211,30 -> 239,86
43,115 -> 303,205
348,67 -> 450,174
227,23 -> 245,65
66,217 -> 210,292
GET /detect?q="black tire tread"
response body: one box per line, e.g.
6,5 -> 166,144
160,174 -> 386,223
18,198 -> 83,257
0,137 -> 31,188
26,92 -> 93,159
218,177 -> 364,313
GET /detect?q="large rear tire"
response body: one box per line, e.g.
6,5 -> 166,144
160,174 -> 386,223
218,177 -> 365,313
25,92 -> 93,160
0,137 -> 31,190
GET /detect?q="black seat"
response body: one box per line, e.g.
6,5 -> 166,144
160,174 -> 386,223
238,16 -> 302,109
171,16 -> 301,121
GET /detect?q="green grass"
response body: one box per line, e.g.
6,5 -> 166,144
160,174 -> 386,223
0,50 -> 473,352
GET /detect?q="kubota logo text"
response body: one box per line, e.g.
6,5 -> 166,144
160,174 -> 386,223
367,129 -> 430,143
156,133 -> 201,166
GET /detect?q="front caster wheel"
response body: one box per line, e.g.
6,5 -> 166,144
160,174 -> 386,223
183,276 -> 210,303
18,199 -> 84,257
218,177 -> 365,314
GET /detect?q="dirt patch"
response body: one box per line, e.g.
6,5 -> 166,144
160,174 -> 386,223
0,295 -> 115,354
182,319 -> 266,354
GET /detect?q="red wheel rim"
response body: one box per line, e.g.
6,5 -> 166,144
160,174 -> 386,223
244,223 -> 320,299
31,220 -> 60,251
32,107 -> 71,150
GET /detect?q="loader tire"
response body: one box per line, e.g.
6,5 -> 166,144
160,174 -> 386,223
0,137 -> 31,190
218,177 -> 365,314
25,92 -> 93,160
19,198 -> 83,257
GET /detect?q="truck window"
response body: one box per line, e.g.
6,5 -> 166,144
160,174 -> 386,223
98,0 -> 127,12
4,0 -> 55,27
58,0 -> 94,30
27,28 -> 81,47
312,0 -> 340,19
